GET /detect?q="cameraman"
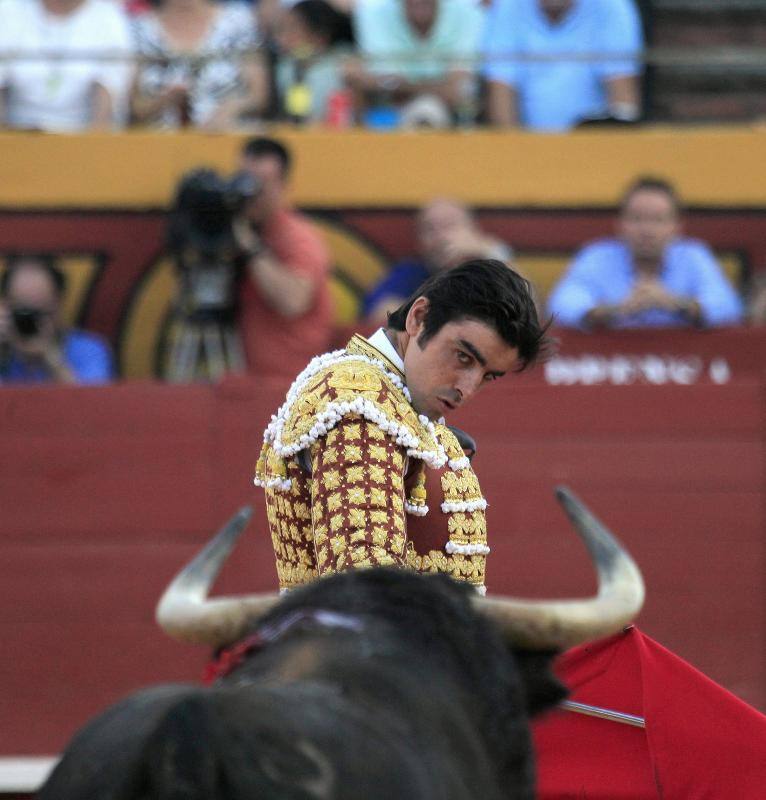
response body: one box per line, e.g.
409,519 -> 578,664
234,137 -> 332,381
0,255 -> 114,385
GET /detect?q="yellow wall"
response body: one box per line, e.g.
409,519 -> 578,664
1,126 -> 765,209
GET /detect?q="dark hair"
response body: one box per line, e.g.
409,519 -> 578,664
387,259 -> 549,371
241,137 -> 292,177
620,175 -> 681,215
290,0 -> 346,44
0,253 -> 66,299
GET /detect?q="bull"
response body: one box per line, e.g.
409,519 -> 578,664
39,487 -> 644,800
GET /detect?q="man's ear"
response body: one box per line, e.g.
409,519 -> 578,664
405,297 -> 429,339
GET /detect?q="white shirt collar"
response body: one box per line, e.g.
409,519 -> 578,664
367,328 -> 405,373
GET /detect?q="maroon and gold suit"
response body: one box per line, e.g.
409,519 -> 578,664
254,334 -> 489,593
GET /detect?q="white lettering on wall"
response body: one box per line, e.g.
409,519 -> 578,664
544,355 -> 730,386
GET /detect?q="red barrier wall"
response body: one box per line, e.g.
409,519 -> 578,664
2,329 -> 765,762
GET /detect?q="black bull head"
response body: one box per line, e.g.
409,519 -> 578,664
40,487 -> 644,800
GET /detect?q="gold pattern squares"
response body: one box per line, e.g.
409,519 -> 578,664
349,508 -> 367,528
344,423 -> 362,441
327,492 -> 343,512
330,514 -> 344,532
330,535 -> 347,555
350,529 -> 367,544
346,466 -> 365,484
347,486 -> 366,505
343,444 -> 363,462
369,487 -> 387,507
392,494 -> 404,513
369,464 -> 387,484
390,450 -> 404,470
352,545 -> 369,563
323,470 -> 341,491
370,510 -> 389,526
369,445 -> 389,463
322,447 -> 338,465
371,526 -> 388,547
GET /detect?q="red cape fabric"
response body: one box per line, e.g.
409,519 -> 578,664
532,626 -> 766,799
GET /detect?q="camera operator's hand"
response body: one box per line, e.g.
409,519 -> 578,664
232,216 -> 263,258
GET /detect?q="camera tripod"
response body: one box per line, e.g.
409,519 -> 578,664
164,314 -> 245,383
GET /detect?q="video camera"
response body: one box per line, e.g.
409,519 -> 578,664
11,307 -> 46,338
168,167 -> 260,320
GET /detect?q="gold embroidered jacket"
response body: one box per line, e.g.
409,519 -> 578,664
254,335 -> 489,592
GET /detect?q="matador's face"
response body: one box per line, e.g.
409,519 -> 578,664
402,299 -> 519,421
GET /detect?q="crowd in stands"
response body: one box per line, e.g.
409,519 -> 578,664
0,3 -> 760,385
0,138 -> 759,387
0,0 -> 646,131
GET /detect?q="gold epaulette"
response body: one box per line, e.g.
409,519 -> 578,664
254,339 -> 448,489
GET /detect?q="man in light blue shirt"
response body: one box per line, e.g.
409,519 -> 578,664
482,0 -> 643,131
547,177 -> 744,329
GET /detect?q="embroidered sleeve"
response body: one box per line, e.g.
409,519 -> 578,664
310,414 -> 407,573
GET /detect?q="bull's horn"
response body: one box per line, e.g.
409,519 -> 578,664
155,507 -> 279,647
476,486 -> 645,651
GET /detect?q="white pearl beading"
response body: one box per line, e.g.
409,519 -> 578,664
447,456 -> 471,471
474,584 -> 487,596
440,498 -> 488,514
445,541 -> 490,556
253,476 -> 292,491
262,350 -> 447,470
405,502 -> 429,516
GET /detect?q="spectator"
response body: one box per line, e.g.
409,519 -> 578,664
233,136 -> 333,380
547,177 -> 744,329
0,255 -> 114,385
364,198 -> 513,323
257,0 -> 354,52
0,0 -> 133,131
346,0 -> 484,128
130,0 -> 268,129
274,0 -> 353,123
483,0 -> 643,131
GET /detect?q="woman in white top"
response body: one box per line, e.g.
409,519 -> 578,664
131,0 -> 269,129
0,0 -> 133,131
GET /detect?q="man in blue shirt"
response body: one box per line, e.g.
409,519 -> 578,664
482,0 -> 643,131
363,198 -> 513,323
0,254 -> 114,385
547,177 -> 744,329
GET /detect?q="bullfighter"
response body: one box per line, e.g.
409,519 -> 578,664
254,259 -> 547,593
